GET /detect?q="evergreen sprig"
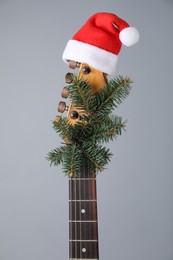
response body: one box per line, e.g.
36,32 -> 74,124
47,75 -> 132,176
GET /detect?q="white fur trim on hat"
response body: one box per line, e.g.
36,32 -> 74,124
62,40 -> 118,75
119,27 -> 140,47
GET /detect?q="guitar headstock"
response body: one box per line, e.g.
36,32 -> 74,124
56,61 -> 108,126
49,12 -> 138,177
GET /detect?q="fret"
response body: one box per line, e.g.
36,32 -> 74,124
69,178 -> 96,181
69,220 -> 97,223
69,240 -> 98,242
69,259 -> 98,260
69,200 -> 97,202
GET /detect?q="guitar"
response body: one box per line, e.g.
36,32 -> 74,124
57,61 -> 107,259
48,11 -> 139,260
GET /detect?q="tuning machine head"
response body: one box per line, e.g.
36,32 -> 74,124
65,72 -> 73,83
58,101 -> 69,113
70,110 -> 83,121
70,110 -> 79,119
61,86 -> 69,99
68,60 -> 80,69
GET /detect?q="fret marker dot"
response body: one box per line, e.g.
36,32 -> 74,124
82,248 -> 86,253
81,209 -> 85,214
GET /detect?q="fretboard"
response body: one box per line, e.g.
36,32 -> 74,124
69,164 -> 99,260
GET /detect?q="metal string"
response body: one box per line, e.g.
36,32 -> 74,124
79,168 -> 82,259
75,175 -> 78,259
88,163 -> 92,258
69,177 -> 72,260
84,161 -> 87,258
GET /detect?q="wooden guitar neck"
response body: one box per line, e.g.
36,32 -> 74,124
66,62 -> 106,259
69,163 -> 99,260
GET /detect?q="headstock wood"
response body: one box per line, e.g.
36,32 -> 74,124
56,60 -> 108,126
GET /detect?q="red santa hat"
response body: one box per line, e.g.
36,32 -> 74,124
62,12 -> 139,75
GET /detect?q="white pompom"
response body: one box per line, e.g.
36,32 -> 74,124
119,27 -> 139,47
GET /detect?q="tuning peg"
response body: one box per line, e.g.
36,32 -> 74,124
68,60 -> 80,69
65,73 -> 73,83
53,115 -> 61,124
58,101 -> 68,113
69,61 -> 77,69
61,86 -> 69,98
70,110 -> 79,119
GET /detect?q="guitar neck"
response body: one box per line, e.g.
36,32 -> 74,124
69,163 -> 99,260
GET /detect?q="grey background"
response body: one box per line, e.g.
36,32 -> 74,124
0,0 -> 173,259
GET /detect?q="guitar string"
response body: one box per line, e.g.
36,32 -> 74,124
94,173 -> 96,259
92,168 -> 94,259
84,162 -> 89,255
92,170 -> 96,258
94,172 -> 97,258
95,176 -> 99,258
79,167 -> 82,259
79,64 -> 83,260
88,163 -> 92,259
68,177 -> 69,257
75,175 -> 78,259
84,162 -> 87,258
69,177 -> 72,260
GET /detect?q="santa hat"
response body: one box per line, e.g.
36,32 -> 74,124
62,12 -> 139,75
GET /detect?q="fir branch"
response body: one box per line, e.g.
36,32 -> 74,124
47,75 -> 133,176
81,115 -> 125,144
62,144 -> 83,176
82,142 -> 112,172
53,117 -> 72,143
53,118 -> 83,144
68,75 -> 132,122
91,76 -> 132,120
47,146 -> 67,166
68,76 -> 94,114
